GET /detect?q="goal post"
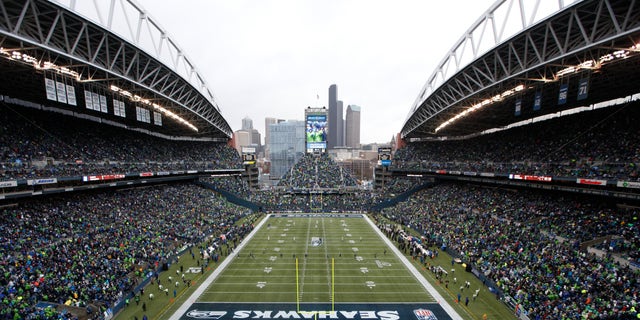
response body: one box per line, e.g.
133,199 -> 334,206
295,257 -> 335,314
296,258 -> 299,309
332,258 -> 335,310
309,193 -> 323,212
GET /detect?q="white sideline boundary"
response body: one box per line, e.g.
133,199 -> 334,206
362,214 -> 464,320
167,213 -> 272,320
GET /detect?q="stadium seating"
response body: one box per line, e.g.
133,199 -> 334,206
2,99 -> 640,320
392,102 -> 640,182
0,102 -> 242,181
277,153 -> 359,189
0,182 -> 251,319
378,182 -> 639,319
250,152 -> 374,213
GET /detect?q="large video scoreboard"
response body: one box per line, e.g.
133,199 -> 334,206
242,146 -> 256,166
305,107 -> 328,153
378,147 -> 392,167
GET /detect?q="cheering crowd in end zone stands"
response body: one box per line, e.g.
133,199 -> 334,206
253,152 -> 377,212
277,153 -> 359,189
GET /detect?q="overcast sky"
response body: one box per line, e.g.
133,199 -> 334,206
135,0 -> 495,144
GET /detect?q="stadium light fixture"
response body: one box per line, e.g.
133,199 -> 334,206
0,48 -> 81,81
435,84 -> 524,133
578,60 -> 595,68
0,49 -> 198,132
556,46 -> 636,80
433,44 -> 639,134
613,50 -> 629,58
111,85 -> 198,131
555,60 -> 599,78
556,66 -> 577,77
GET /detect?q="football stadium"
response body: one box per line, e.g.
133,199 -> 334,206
1,0 -> 639,320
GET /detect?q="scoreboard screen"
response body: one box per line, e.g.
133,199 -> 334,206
242,153 -> 256,165
305,107 -> 328,153
378,147 -> 392,167
306,114 -> 327,149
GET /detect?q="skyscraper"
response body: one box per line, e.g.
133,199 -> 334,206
242,116 -> 253,130
232,130 -> 251,154
328,84 -> 344,149
234,117 -> 261,155
337,100 -> 344,146
345,105 -> 361,148
264,117 -> 285,160
267,120 -> 305,179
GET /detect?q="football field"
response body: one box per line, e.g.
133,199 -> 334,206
169,214 -> 461,320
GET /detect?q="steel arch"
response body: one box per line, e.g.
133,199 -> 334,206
0,0 -> 231,137
402,0 -> 640,139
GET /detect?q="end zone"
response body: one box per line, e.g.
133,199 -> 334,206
179,302 -> 451,320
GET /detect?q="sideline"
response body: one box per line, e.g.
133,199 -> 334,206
167,214 -> 272,320
362,215 -> 464,320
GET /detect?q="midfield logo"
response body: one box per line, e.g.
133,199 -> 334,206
311,237 -> 323,247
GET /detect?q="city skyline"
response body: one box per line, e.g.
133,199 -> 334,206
235,86 -> 360,150
135,0 -> 497,144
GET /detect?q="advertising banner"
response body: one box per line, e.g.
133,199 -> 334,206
0,180 -> 18,188
27,178 -> 58,185
576,178 -> 606,186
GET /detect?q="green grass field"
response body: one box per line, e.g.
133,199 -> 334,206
198,214 -> 434,306
115,213 -> 516,320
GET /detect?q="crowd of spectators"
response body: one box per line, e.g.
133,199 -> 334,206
378,182 -> 639,319
392,103 -> 640,181
0,103 -> 242,181
377,175 -> 426,197
277,153 -> 358,189
5,86 -> 640,320
251,191 -> 379,213
0,182 -> 252,319
593,237 -> 640,264
245,152 -> 376,212
200,175 -> 251,196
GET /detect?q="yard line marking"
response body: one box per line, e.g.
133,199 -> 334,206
167,214 -> 271,320
363,214 -> 464,320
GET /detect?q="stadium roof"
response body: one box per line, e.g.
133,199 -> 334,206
402,0 -> 640,140
0,0 -> 232,139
